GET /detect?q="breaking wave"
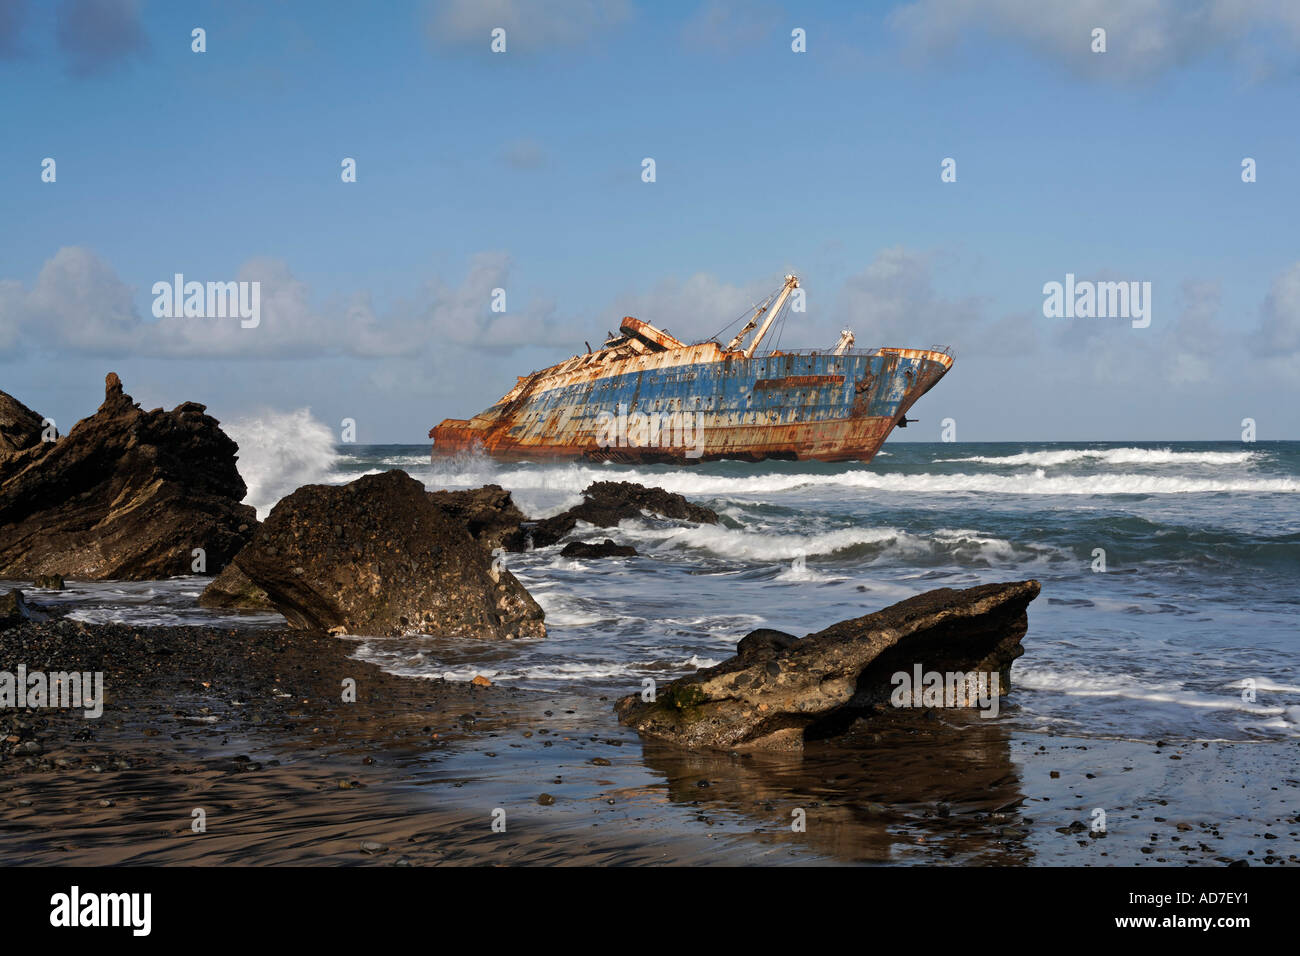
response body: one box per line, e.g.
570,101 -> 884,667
446,464 -> 1299,498
346,645 -> 720,684
1016,666 -> 1300,735
620,523 -> 904,561
616,522 -> 1068,566
225,408 -> 343,519
936,447 -> 1260,467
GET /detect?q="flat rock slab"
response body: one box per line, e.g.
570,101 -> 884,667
198,562 -> 274,611
616,580 -> 1041,751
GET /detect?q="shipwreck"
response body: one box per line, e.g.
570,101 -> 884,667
430,274 -> 952,464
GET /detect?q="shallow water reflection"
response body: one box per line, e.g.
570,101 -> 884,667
639,711 -> 1032,864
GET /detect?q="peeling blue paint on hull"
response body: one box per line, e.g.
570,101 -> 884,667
432,345 -> 953,464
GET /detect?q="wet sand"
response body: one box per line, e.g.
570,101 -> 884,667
2,616 -> 1296,866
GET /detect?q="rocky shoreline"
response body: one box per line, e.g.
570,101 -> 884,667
2,607 -> 1294,866
2,374 -> 1294,865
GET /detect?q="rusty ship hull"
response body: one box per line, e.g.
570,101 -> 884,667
430,275 -> 953,465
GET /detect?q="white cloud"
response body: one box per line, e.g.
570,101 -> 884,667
1257,260 -> 1300,355
0,247 -> 571,359
23,245 -> 139,351
415,251 -> 568,348
424,0 -> 632,52
889,0 -> 1300,81
605,270 -> 781,345
606,252 -> 1025,357
834,246 -> 1011,355
1162,279 -> 1224,385
681,1 -> 783,56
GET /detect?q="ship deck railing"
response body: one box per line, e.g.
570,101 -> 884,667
692,343 -> 954,359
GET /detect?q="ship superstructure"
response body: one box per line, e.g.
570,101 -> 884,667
430,275 -> 952,463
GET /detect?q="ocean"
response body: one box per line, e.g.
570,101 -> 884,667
32,424 -> 1300,748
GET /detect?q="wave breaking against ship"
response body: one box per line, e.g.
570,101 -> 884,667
430,274 -> 953,464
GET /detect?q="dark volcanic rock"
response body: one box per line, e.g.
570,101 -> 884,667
0,390 -> 50,455
0,374 -> 257,579
616,580 -> 1041,751
0,589 -> 47,627
198,561 -> 274,611
426,484 -> 527,551
575,481 -> 717,525
234,469 -> 545,639
509,480 -> 716,550
559,539 -> 638,559
735,628 -> 802,660
32,573 -> 65,590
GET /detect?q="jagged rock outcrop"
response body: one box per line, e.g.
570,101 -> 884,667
233,469 -> 546,639
0,374 -> 257,579
198,562 -> 274,611
508,480 -> 716,550
426,484 -> 528,551
0,390 -> 50,455
616,580 -> 1041,751
559,539 -> 638,559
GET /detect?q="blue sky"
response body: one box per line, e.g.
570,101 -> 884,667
3,0 -> 1299,442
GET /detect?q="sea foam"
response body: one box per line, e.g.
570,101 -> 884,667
438,463 -> 1298,499
936,447 -> 1260,467
224,408 -> 342,519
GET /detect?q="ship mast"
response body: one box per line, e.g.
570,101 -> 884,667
725,299 -> 769,352
743,274 -> 799,358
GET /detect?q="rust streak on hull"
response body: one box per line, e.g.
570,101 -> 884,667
430,274 -> 954,465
